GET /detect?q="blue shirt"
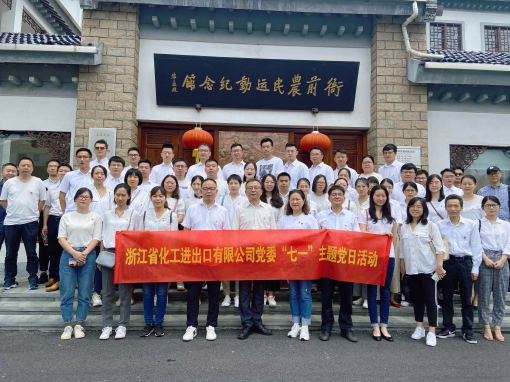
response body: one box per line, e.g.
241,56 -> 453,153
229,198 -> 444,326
0,181 -> 5,233
478,183 -> 509,223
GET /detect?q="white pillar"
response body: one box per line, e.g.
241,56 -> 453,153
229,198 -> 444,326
1,0 -> 24,32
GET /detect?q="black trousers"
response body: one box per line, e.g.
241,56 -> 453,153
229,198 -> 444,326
320,278 -> 353,332
46,217 -> 63,281
238,280 -> 265,328
442,258 -> 474,334
38,211 -> 49,272
186,281 -> 221,328
407,273 -> 438,327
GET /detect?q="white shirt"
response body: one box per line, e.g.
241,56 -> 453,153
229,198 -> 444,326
358,207 -> 398,258
443,185 -> 464,197
344,187 -> 359,202
378,160 -> 404,183
307,199 -> 318,219
104,174 -> 123,191
45,184 -> 63,217
90,157 -> 109,172
185,194 -> 202,213
460,196 -> 485,221
280,192 -> 290,205
390,199 -> 403,225
278,213 -> 318,230
427,200 -> 447,223
222,161 -> 246,181
0,177 -> 46,225
141,208 -> 178,232
58,169 -> 94,213
359,172 -> 383,183
182,201 -> 231,230
400,221 -> 445,275
308,162 -> 334,186
218,194 -> 248,223
354,197 -> 370,218
436,216 -> 483,274
149,162 -> 174,185
57,211 -> 102,248
177,179 -> 192,200
333,166 -> 358,189
166,197 -> 185,216
308,193 -> 329,213
43,177 -> 59,190
128,188 -> 151,215
185,162 -> 224,182
89,187 -> 114,219
232,200 -> 277,230
479,217 -> 510,254
139,180 -> 159,194
102,209 -> 142,249
317,208 -> 360,231
390,181 -> 426,204
213,178 -> 229,201
283,160 -> 309,190
257,157 -> 284,178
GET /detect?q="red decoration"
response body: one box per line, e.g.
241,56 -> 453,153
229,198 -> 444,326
182,127 -> 213,149
299,129 -> 331,153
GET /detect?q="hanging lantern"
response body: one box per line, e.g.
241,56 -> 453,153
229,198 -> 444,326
300,127 -> 331,153
182,127 -> 213,150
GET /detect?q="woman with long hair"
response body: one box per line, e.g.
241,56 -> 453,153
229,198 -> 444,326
309,175 -> 329,212
161,175 -> 185,224
425,175 -> 447,224
460,175 -> 485,221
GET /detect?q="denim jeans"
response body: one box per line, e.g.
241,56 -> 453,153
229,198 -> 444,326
4,221 -> 39,285
367,258 -> 395,327
59,248 -> 96,323
288,280 -> 312,326
143,282 -> 169,325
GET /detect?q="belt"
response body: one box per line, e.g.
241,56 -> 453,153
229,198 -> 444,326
49,215 -> 61,221
449,255 -> 471,261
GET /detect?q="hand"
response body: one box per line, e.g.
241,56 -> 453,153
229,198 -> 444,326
494,259 -> 506,270
400,265 -> 406,280
484,257 -> 496,268
471,273 -> 478,282
73,250 -> 87,263
379,231 -> 393,237
97,265 -> 102,271
42,227 -> 47,236
435,265 -> 445,280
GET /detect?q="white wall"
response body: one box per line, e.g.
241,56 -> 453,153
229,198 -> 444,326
428,110 -> 510,174
137,39 -> 371,130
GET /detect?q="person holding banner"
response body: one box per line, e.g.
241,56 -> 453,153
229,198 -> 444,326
232,178 -> 277,340
359,185 -> 398,342
182,178 -> 231,342
317,185 -> 360,343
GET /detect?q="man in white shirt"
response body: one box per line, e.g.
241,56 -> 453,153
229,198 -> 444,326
232,178 -> 277,340
137,159 -> 159,193
185,143 -> 224,181
43,159 -> 60,189
441,168 -> 464,197
0,157 -> 46,290
173,158 -> 191,200
182,178 -> 231,342
104,156 -> 125,191
0,163 -> 17,253
89,139 -> 110,170
378,144 -> 404,183
204,159 -> 228,200
277,172 -> 291,204
121,147 -> 140,178
333,149 -> 358,189
283,142 -> 309,190
391,163 -> 426,203
436,194 -> 482,344
308,146 -> 334,185
59,148 -> 94,214
256,138 -> 284,178
317,185 -> 360,343
222,143 -> 245,181
149,144 -> 175,185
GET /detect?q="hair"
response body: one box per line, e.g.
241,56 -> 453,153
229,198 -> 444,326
361,155 -> 375,164
461,175 -> 477,185
425,174 -> 445,203
46,159 -> 60,166
231,143 -> 243,151
114,183 -> 131,205
57,163 -> 73,172
243,161 -> 257,182
405,197 -> 429,225
368,185 -> 395,224
173,158 -> 188,166
453,166 -> 464,174
440,168 -> 455,177
277,172 -> 291,181
161,175 -> 180,199
76,148 -> 92,157
260,138 -> 274,147
334,149 -> 347,156
284,189 -> 310,216
355,178 -> 369,187
162,143 -> 174,151
401,163 -> 417,173
285,142 -> 298,149
150,186 -> 170,210
297,177 -> 310,188
18,157 -> 34,166
402,181 -> 418,193
246,178 -> 262,188
73,187 -> 93,202
381,178 -> 394,187
191,175 -> 205,185
416,169 -> 429,178
334,178 -> 349,189
310,146 -> 324,155
312,174 -> 328,194
1,163 -> 17,171
367,176 -> 380,185
382,144 -> 397,153
328,185 -> 345,196
137,159 -> 152,168
94,139 -> 108,149
198,143 -> 211,151
227,174 -> 242,185
124,168 -> 143,186
445,194 -> 463,207
205,158 -> 218,166
91,165 -> 108,178
108,156 -> 125,167
338,167 -> 351,179
482,195 -> 500,208
202,178 -> 217,187
260,174 -> 283,208
127,147 -> 140,155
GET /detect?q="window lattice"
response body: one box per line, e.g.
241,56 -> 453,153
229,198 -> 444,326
430,23 -> 462,50
485,26 -> 510,53
22,10 -> 47,35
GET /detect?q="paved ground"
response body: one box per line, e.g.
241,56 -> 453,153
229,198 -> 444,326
0,330 -> 509,382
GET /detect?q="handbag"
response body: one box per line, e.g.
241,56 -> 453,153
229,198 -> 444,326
96,210 -> 134,269
428,221 -> 449,260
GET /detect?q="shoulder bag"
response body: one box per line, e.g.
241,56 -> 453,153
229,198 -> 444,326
96,210 -> 134,269
428,220 -> 449,260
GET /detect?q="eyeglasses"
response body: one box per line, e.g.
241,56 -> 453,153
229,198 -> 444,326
202,187 -> 217,192
198,149 -> 210,153
76,156 -> 90,160
174,165 -> 187,169
454,173 -> 463,176
128,154 -> 140,158
316,181 -> 326,185
443,175 -> 455,179
484,204 -> 499,209
401,171 -> 416,175
231,150 -> 243,153
94,147 -> 106,150
77,196 -> 91,200
330,193 -> 344,197
362,161 -> 373,165
246,186 -> 261,191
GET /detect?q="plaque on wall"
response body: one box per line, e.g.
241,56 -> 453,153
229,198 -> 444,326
397,146 -> 421,167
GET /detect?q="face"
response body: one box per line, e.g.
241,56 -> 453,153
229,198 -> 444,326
47,161 -> 59,176
205,162 -> 219,178
415,174 -> 427,187
264,177 -> 275,193
334,152 -> 348,167
368,182 -> 377,192
461,177 -> 476,194
114,188 -> 129,206
109,161 -> 124,177
76,151 -> 91,168
198,146 -> 211,161
127,150 -> 140,166
127,174 -> 139,188
315,177 -> 326,193
201,180 -> 218,202
328,189 -> 345,206
173,161 -> 188,178
58,166 -> 71,181
75,191 -> 92,208
310,149 -> 323,165
446,199 -> 463,217
18,159 -> 34,176
356,182 -> 368,196
138,163 -> 151,179
381,182 -> 393,194
246,181 -> 263,201
488,171 -> 502,184
191,179 -> 202,195
383,149 -> 396,163
403,186 -> 418,200
289,193 -> 305,212
483,200 -> 500,217
278,176 -> 290,192
94,143 -> 108,158
163,177 -> 177,194
92,167 -> 106,183
261,142 -> 273,156
362,158 -> 374,174
1,165 -> 17,180
335,179 -> 349,191
428,177 -> 442,193
442,171 -> 455,187
151,190 -> 166,208
373,189 -> 387,207
244,164 -> 256,179
228,180 -> 241,194
401,168 -> 416,183
161,148 -> 174,163
409,200 -> 424,219
231,146 -> 243,162
338,170 -> 350,182
298,181 -> 310,196
285,146 -> 298,162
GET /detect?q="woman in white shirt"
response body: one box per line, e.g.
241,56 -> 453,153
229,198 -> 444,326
239,161 -> 257,197
337,168 -> 359,202
477,196 -> 510,342
124,168 -> 150,215
161,175 -> 185,224
297,178 -> 318,219
400,197 -> 445,347
354,178 -> 370,218
460,175 -> 485,221
425,174 -> 447,223
278,189 -> 319,341
57,187 -> 102,340
309,175 -> 329,212
359,185 -> 398,342
139,186 -> 178,338
99,184 -> 142,340
185,175 -> 204,213
358,155 -> 383,183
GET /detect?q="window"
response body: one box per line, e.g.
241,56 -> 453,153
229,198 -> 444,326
429,23 -> 462,50
485,26 -> 510,53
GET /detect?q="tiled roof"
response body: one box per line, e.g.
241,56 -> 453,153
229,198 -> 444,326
0,33 -> 81,45
427,49 -> 510,65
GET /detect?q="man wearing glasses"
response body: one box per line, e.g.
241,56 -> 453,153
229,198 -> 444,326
121,147 -> 140,178
185,143 -> 225,181
441,168 -> 464,197
453,167 -> 464,189
149,144 -> 175,185
308,146 -> 334,186
173,158 -> 191,200
390,163 -> 426,204
90,140 -> 110,172
478,166 -> 510,223
222,143 -> 245,180
59,148 -> 94,214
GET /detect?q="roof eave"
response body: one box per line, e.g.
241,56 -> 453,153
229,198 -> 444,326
0,43 -> 102,65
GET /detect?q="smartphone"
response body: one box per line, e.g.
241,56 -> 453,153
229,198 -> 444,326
431,270 -> 445,282
68,258 -> 77,266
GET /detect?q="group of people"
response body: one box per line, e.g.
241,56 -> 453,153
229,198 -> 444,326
0,139 -> 508,346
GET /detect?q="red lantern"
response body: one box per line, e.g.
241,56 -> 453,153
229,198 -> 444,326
299,128 -> 331,153
182,127 -> 213,150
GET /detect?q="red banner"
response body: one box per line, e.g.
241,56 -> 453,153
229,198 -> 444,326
114,230 -> 391,286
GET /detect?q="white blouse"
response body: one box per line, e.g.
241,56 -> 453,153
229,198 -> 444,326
358,207 -> 398,258
278,213 -> 319,230
359,172 -> 383,183
128,188 -> 151,215
354,197 -> 370,218
185,194 -> 202,213
427,200 -> 447,224
58,211 -> 102,248
307,199 -> 318,219
400,221 -> 445,274
166,197 -> 185,215
141,208 -> 178,232
89,187 -> 114,219
344,187 -> 359,202
102,209 -> 142,249
308,193 -> 330,213
460,195 -> 485,221
479,217 -> 510,254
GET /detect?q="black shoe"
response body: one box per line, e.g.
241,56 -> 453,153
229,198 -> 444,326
437,328 -> 455,339
140,324 -> 154,337
319,330 -> 331,341
372,334 -> 381,341
237,326 -> 253,340
253,325 -> 272,336
381,333 -> 394,342
37,273 -> 48,285
154,324 -> 164,337
463,333 -> 477,344
341,331 -> 358,343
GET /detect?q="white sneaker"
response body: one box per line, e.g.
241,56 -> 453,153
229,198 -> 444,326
353,297 -> 363,305
426,332 -> 437,347
411,326 -> 426,340
221,295 -> 231,307
177,282 -> 185,291
91,292 -> 102,307
268,295 -> 277,307
219,283 -> 223,291
154,296 -> 157,307
74,325 -> 85,339
206,326 -> 217,341
401,301 -> 411,307
288,323 -> 301,338
100,326 -> 113,340
264,295 -> 268,305
115,326 -> 127,339
234,295 -> 239,308
183,326 -> 197,342
300,326 -> 310,341
61,326 -> 73,340
362,300 -> 368,309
